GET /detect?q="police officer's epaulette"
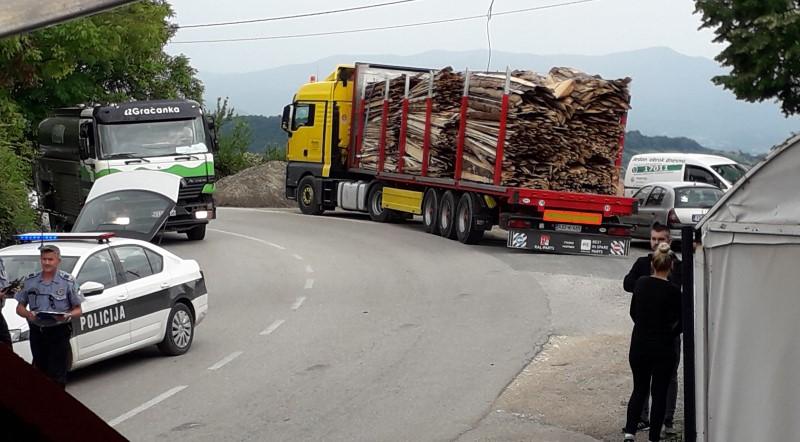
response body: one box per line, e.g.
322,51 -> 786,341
58,270 -> 74,281
24,272 -> 40,280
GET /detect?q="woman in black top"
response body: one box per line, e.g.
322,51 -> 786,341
623,243 -> 682,442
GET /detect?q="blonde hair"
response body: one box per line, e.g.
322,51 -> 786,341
652,242 -> 673,272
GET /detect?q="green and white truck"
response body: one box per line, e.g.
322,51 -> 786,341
36,99 -> 217,240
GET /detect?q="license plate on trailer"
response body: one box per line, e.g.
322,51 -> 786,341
554,224 -> 582,233
692,214 -> 703,222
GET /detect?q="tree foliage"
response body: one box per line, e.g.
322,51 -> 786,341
695,0 -> 800,115
208,97 -> 255,177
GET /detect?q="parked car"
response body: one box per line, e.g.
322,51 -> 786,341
623,182 -> 723,239
624,153 -> 747,197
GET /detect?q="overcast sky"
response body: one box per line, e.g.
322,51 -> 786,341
165,0 -> 722,74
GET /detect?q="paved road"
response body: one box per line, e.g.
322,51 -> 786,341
66,208 -> 647,441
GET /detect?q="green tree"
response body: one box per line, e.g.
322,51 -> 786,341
208,97 -> 254,176
0,0 -> 203,126
0,0 -> 204,239
695,1 -> 800,115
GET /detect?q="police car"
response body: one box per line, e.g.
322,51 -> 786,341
1,170 -> 209,369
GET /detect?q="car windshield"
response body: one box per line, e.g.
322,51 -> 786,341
0,255 -> 78,281
72,190 -> 175,241
98,117 -> 208,159
711,163 -> 747,184
675,187 -> 724,208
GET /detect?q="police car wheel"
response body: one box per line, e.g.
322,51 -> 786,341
158,303 -> 194,356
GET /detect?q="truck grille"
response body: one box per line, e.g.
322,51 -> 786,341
179,182 -> 206,201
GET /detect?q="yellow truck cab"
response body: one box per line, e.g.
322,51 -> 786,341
282,65 -> 354,208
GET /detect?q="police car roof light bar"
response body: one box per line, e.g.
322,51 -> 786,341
15,232 -> 116,243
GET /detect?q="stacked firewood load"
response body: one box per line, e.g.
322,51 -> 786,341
357,66 -> 631,195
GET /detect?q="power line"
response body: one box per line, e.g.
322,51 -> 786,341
172,0 -> 597,44
177,0 -> 420,29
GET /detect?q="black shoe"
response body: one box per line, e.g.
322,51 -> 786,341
637,420 -> 651,431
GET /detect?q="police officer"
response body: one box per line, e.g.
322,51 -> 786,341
0,258 -> 12,347
15,244 -> 84,386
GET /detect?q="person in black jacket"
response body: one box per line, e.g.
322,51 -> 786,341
622,223 -> 681,435
623,242 -> 682,442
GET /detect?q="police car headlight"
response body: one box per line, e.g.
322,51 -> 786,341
194,210 -> 209,220
10,329 -> 29,343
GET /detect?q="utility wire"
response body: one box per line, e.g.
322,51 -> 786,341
177,0 -> 420,29
486,0 -> 495,71
172,0 -> 596,44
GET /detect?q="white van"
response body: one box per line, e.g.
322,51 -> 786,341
624,153 -> 747,197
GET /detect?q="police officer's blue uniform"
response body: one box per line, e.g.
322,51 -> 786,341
15,268 -> 84,385
0,259 -> 11,346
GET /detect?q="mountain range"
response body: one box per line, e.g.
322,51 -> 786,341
201,47 -> 798,153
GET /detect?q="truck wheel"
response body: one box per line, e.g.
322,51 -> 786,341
298,176 -> 324,215
186,224 -> 206,241
367,183 -> 391,222
456,193 -> 485,244
422,188 -> 441,234
438,191 -> 459,239
158,302 -> 194,356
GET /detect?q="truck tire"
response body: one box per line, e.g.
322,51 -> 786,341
186,224 -> 206,241
438,191 -> 459,239
456,193 -> 485,244
422,188 -> 441,234
298,176 -> 324,216
367,183 -> 391,222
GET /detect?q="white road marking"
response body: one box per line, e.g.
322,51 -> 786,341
291,296 -> 307,310
208,351 -> 244,371
107,385 -> 188,427
292,254 -> 304,261
305,265 -> 314,274
304,278 -> 314,289
260,319 -> 285,336
208,228 -> 286,250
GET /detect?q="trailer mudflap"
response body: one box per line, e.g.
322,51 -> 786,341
507,229 -> 629,256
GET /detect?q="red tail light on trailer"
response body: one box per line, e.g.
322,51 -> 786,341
607,227 -> 630,237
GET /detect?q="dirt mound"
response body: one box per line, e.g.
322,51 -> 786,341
214,161 -> 294,208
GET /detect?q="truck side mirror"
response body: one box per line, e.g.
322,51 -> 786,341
78,121 -> 93,160
205,116 -> 219,152
281,104 -> 293,134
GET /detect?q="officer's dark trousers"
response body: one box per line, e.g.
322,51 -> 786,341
29,323 -> 71,387
625,344 -> 679,441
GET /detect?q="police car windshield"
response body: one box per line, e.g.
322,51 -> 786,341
0,256 -> 78,281
72,190 -> 173,241
99,117 -> 208,159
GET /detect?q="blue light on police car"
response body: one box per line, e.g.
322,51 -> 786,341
15,234 -> 59,242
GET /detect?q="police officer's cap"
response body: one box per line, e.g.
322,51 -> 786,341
39,244 -> 61,255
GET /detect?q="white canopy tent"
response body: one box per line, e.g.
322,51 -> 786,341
694,134 -> 800,441
0,0 -> 136,38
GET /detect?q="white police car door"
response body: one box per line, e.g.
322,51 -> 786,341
112,245 -> 170,345
74,249 -> 131,361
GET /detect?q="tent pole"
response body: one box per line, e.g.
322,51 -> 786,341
681,226 -> 697,442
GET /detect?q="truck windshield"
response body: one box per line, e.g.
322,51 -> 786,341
711,163 -> 747,185
98,117 -> 208,158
